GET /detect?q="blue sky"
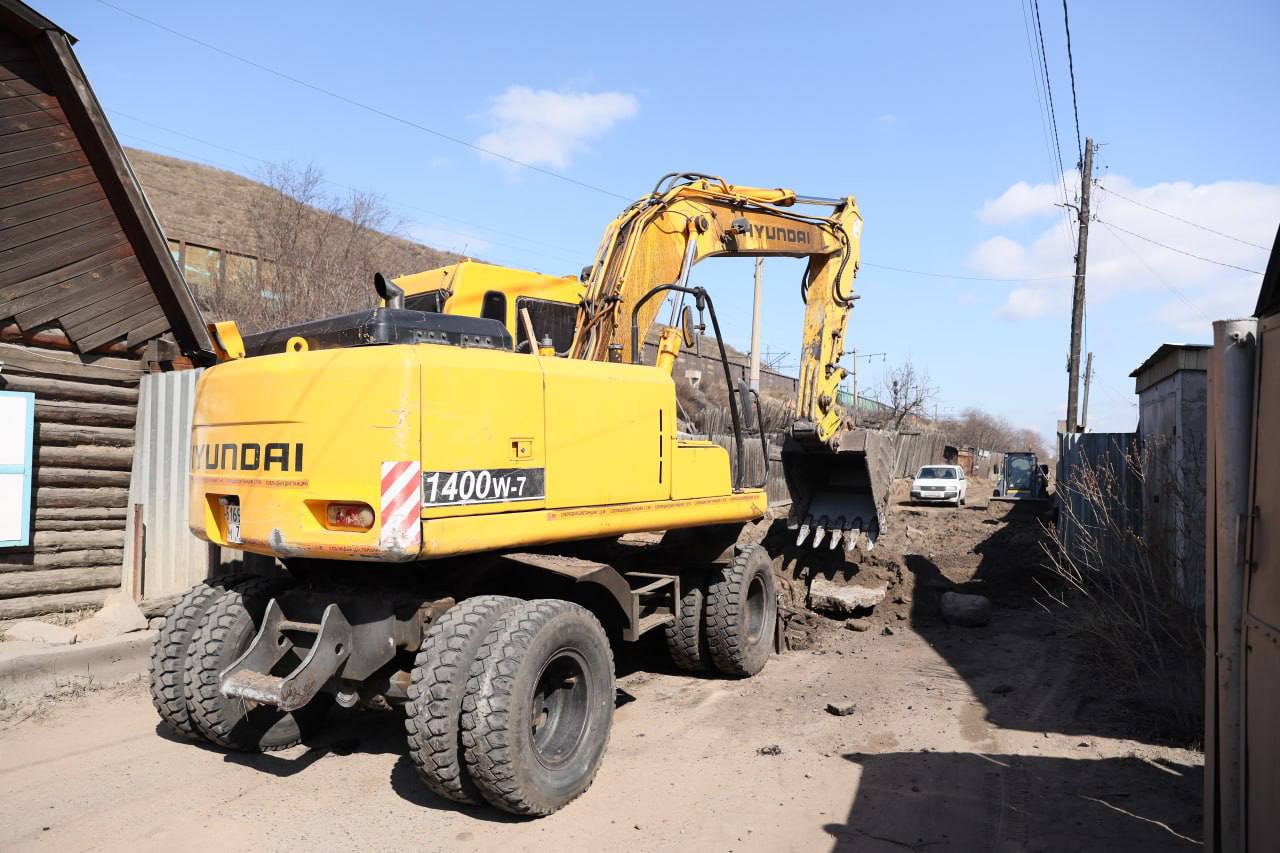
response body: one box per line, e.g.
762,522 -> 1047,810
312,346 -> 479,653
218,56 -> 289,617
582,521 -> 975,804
45,1 -> 1280,441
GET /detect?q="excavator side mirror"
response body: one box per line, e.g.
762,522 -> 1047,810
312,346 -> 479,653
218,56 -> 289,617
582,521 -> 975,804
374,272 -> 404,310
679,305 -> 699,347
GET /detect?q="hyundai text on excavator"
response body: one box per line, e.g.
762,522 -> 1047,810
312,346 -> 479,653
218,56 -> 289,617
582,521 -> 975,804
151,173 -> 890,816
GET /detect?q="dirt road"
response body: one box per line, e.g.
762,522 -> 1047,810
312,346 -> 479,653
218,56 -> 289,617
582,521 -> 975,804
0,485 -> 1202,852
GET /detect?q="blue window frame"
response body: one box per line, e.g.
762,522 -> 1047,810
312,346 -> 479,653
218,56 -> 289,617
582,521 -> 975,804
0,390 -> 35,548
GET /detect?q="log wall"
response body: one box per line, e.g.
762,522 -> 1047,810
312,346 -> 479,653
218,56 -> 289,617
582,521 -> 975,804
0,323 -> 139,619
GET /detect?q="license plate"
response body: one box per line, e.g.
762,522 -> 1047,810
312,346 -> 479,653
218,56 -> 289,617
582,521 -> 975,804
220,497 -> 241,544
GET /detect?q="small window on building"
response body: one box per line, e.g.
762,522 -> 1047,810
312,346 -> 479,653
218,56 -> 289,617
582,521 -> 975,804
225,252 -> 257,290
167,238 -> 181,265
183,245 -> 220,294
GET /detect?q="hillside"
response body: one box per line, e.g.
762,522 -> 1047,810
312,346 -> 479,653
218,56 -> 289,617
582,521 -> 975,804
125,147 -> 460,274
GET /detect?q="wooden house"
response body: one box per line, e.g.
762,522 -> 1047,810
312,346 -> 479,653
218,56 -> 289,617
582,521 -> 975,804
0,0 -> 212,619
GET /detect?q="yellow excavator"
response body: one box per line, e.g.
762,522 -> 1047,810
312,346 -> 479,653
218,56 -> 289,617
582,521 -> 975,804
151,173 -> 889,816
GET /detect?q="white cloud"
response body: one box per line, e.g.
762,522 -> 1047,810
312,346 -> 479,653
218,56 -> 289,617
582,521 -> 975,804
971,174 -> 1280,327
476,86 -> 638,170
875,113 -> 898,126
978,173 -> 1076,224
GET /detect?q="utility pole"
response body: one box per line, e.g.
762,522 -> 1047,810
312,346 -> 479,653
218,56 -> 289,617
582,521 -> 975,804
1065,137 -> 1094,433
1080,351 -> 1094,431
749,257 -> 763,392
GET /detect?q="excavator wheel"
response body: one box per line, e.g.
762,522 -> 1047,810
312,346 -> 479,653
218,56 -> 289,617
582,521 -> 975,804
148,574 -> 248,739
461,599 -> 615,816
704,545 -> 776,677
664,570 -> 711,673
184,577 -> 331,752
405,594 -> 523,804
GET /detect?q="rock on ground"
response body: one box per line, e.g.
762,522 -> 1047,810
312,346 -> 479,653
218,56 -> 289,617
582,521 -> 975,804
809,578 -> 887,616
5,621 -> 77,645
940,591 -> 992,627
72,591 -> 148,642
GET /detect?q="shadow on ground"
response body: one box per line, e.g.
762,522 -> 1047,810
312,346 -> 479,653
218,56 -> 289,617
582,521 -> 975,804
831,750 -> 1202,851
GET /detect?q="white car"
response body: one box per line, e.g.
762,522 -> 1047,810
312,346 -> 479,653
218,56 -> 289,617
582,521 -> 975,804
910,464 -> 967,507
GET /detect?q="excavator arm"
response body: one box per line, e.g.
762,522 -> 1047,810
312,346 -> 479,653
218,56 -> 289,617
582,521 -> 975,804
571,173 -> 863,445
572,174 -> 889,553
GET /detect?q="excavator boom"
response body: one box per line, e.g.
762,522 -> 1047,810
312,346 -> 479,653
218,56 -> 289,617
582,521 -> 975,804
571,173 -> 889,550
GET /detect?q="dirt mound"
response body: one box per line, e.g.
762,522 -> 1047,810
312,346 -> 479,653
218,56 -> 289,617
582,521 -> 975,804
772,477 -> 1055,643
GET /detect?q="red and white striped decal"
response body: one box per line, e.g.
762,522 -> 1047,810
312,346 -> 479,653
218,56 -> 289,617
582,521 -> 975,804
380,460 -> 422,552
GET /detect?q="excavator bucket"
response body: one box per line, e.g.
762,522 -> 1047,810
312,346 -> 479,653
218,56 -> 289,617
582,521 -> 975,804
781,428 -> 895,558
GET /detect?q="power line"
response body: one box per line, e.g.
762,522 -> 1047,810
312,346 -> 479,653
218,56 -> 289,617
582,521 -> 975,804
1099,221 -> 1198,309
861,261 -> 1069,283
93,0 -> 631,201
1019,0 -> 1077,256
1060,0 -> 1084,165
115,130 -> 567,271
1031,0 -> 1071,208
1095,218 -> 1264,275
1095,184 -> 1270,250
109,113 -> 586,265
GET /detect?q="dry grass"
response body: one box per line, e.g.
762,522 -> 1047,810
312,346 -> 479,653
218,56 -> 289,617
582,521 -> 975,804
34,606 -> 98,628
1044,445 -> 1204,743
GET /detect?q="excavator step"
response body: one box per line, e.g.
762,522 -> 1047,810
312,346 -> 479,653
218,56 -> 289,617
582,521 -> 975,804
220,599 -> 352,712
621,572 -> 679,642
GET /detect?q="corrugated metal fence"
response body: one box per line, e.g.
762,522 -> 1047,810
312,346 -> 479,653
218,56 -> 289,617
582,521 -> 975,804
1055,431 -> 1143,571
122,369 -> 212,600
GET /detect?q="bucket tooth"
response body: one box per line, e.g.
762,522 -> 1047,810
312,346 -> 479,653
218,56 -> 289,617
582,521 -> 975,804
828,529 -> 843,550
796,515 -> 814,546
812,516 -> 829,548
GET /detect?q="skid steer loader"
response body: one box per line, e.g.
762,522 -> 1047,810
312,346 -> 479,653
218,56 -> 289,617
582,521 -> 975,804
152,173 -> 889,816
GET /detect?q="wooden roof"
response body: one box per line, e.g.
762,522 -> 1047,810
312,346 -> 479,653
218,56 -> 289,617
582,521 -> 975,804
0,0 -> 213,359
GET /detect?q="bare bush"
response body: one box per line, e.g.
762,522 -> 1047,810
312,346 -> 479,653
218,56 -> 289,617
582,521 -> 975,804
200,162 -> 437,334
939,407 -> 1051,460
861,359 -> 936,430
1045,443 -> 1204,741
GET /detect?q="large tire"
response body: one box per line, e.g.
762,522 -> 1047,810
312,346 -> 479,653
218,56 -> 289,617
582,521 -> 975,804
405,594 -> 522,804
664,571 -> 710,673
704,545 -> 777,677
461,600 -> 615,816
184,578 -> 326,752
148,574 -> 248,739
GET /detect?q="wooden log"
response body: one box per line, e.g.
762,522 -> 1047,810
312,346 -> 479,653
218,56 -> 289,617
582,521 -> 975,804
0,320 -> 132,355
0,588 -> 109,620
0,341 -> 141,381
34,506 -> 128,521
1,372 -> 139,405
0,548 -> 123,572
0,565 -> 120,599
37,444 -> 134,470
35,466 -> 131,488
35,399 -> 136,428
31,529 -> 126,551
34,518 -> 127,532
35,486 -> 129,508
36,421 -> 134,447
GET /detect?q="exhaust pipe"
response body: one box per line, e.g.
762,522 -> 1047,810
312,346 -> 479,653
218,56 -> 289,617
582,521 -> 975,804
374,271 -> 404,310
